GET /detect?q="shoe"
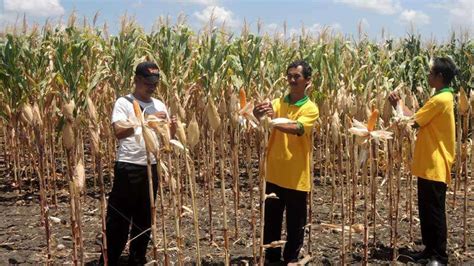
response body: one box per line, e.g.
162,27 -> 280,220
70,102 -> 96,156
409,249 -> 432,263
426,257 -> 446,266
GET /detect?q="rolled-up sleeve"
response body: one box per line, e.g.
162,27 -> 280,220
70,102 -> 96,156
297,106 -> 319,136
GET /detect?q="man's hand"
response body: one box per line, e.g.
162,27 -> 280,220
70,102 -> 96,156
153,111 -> 168,120
253,102 -> 274,119
388,92 -> 401,108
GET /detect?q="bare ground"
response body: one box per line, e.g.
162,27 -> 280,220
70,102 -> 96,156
0,154 -> 473,265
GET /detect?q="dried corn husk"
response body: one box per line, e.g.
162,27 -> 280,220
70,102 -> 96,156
270,117 -> 296,126
20,103 -> 34,126
154,123 -> 171,152
73,158 -> 85,193
331,110 -> 340,143
187,114 -> 200,148
320,223 -> 364,234
62,100 -> 75,122
206,97 -> 221,131
143,126 -> 159,154
262,240 -> 286,249
459,87 -> 470,115
229,93 -> 239,126
32,103 -> 43,128
470,90 -> 474,108
176,119 -> 187,145
132,100 -> 143,124
381,97 -> 392,125
4,104 -> 12,118
63,122 -> 75,150
86,96 -> 98,123
170,93 -> 186,121
90,129 -> 100,155
219,97 -> 227,117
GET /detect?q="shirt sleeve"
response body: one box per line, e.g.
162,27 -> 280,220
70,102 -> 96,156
414,97 -> 444,127
271,98 -> 280,117
297,105 -> 319,136
111,98 -> 129,124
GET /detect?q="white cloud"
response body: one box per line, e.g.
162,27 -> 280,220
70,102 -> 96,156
431,0 -> 473,29
335,0 -> 401,15
187,0 -> 219,5
399,9 -> 430,26
264,23 -> 279,33
450,0 -> 474,28
4,0 -> 65,17
193,5 -> 239,27
164,0 -> 219,5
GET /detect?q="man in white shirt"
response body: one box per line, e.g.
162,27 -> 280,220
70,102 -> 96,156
101,61 -> 175,265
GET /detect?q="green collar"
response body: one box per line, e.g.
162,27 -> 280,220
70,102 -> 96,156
283,94 -> 309,107
433,87 -> 454,96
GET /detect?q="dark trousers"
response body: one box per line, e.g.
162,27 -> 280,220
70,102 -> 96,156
102,162 -> 158,266
418,177 -> 448,263
264,182 -> 308,263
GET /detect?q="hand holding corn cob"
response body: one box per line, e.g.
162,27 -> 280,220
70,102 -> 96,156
253,101 -> 274,119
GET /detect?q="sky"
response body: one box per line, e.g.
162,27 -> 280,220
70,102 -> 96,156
0,0 -> 473,41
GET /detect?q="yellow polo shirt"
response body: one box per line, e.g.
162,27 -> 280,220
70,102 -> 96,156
412,88 -> 455,185
266,95 -> 319,192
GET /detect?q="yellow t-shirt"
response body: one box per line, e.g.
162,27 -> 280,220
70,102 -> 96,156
266,95 -> 319,192
412,89 -> 455,184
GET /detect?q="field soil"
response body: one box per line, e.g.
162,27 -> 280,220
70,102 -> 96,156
0,151 -> 473,265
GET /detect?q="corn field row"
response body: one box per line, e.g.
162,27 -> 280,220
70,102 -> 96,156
0,16 -> 473,264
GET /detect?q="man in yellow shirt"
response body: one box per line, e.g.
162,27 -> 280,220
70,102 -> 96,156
254,60 -> 319,264
389,57 -> 459,265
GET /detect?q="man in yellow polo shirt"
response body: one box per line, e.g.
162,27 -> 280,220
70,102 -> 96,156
254,60 -> 319,264
389,57 -> 459,265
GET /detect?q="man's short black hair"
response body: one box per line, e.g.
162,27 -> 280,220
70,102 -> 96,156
287,60 -> 312,79
431,57 -> 459,85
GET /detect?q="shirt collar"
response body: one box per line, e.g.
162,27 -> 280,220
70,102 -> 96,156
433,87 -> 454,96
283,94 -> 309,107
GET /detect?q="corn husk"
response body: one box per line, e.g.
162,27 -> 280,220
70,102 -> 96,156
20,103 -> 34,126
62,100 -> 75,122
381,97 -> 393,125
219,97 -> 227,116
90,129 -> 100,155
176,119 -> 187,145
270,117 -> 296,126
132,100 -> 143,124
86,96 -> 98,123
459,87 -> 470,115
229,93 -> 239,126
170,93 -> 186,121
63,122 -> 75,150
32,103 -> 43,128
470,90 -> 474,108
153,123 -> 171,152
143,126 -> 159,154
187,114 -> 200,148
262,240 -> 286,249
206,97 -> 221,131
73,158 -> 85,193
4,104 -> 12,118
331,110 -> 340,143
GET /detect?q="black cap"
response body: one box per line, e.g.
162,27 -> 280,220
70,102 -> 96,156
135,61 -> 160,83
